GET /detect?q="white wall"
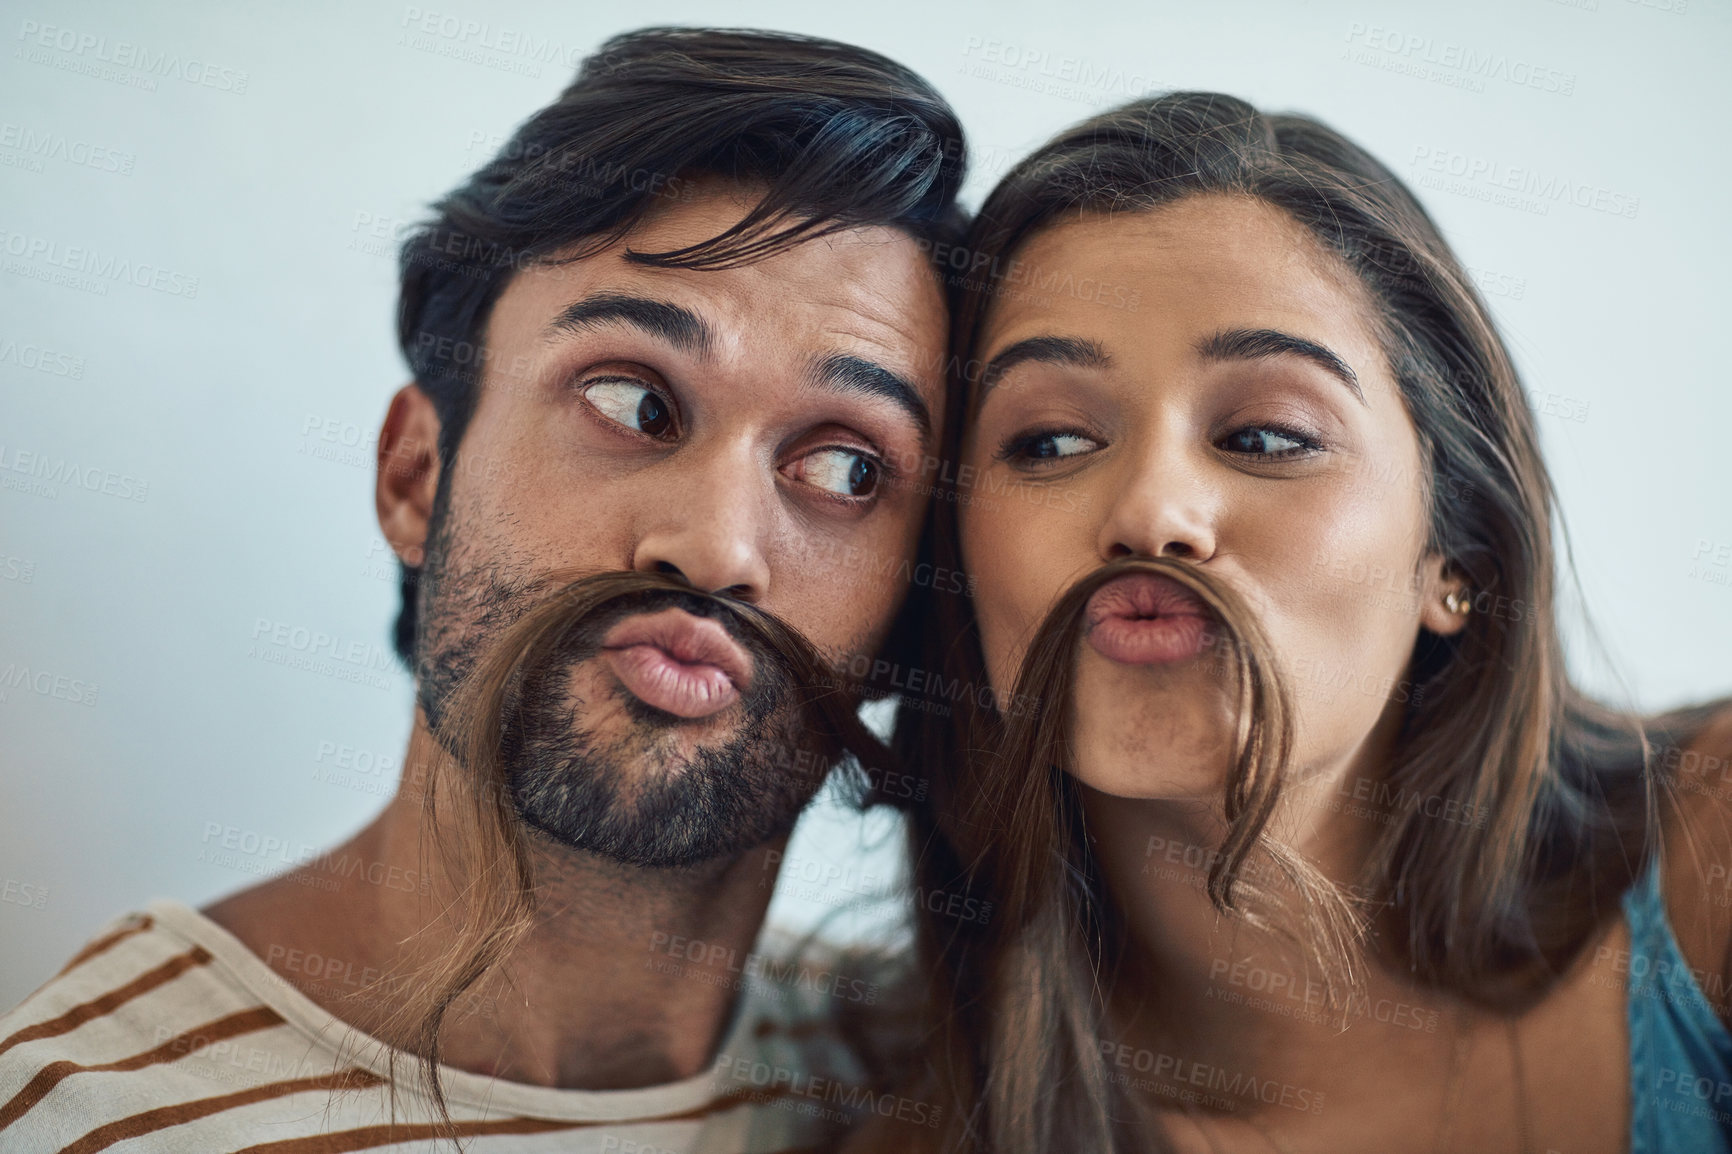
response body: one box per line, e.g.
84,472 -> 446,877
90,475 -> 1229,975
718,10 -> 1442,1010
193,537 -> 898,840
3,0 -> 1728,1008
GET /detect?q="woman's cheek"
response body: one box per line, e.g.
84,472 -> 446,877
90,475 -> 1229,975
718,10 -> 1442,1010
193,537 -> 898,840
1267,555 -> 1427,768
963,470 -> 1103,699
960,498 -> 1019,695
972,577 -> 1028,701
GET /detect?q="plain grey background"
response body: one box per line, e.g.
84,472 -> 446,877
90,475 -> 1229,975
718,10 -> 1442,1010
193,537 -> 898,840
2,0 -> 1729,1009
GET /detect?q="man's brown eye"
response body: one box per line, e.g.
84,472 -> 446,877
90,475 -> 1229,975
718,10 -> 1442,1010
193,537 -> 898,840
847,455 -> 879,496
792,448 -> 881,498
635,391 -> 671,437
582,379 -> 675,439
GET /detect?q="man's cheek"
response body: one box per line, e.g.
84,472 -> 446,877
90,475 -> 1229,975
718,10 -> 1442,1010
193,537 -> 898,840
544,661 -> 593,705
775,545 -> 901,654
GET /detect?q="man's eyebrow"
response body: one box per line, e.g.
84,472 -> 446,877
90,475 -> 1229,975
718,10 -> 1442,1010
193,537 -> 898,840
540,292 -> 714,355
980,336 -> 1110,391
1197,327 -> 1364,404
812,352 -> 932,440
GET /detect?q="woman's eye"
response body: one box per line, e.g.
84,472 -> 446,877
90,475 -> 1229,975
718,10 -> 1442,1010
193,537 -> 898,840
1219,426 -> 1316,458
790,448 -> 881,498
1002,430 -> 1101,463
582,379 -> 675,438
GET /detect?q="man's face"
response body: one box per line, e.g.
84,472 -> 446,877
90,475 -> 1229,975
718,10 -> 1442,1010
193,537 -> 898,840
401,184 -> 947,866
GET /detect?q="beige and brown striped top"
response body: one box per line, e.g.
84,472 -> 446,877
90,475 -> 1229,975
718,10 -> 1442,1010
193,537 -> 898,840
0,901 -> 892,1153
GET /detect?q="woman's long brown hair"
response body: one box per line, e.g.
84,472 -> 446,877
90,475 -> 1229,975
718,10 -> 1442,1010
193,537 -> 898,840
869,92 -> 1727,1154
958,557 -> 1372,1148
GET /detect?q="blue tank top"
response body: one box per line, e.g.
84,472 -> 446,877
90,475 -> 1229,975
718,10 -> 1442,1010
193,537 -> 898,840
1623,857 -> 1732,1151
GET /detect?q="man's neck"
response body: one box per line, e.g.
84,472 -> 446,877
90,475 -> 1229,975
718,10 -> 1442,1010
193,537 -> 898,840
203,718 -> 786,1091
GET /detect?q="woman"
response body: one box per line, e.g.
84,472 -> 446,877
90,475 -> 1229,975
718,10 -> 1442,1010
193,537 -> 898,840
864,93 -> 1732,1152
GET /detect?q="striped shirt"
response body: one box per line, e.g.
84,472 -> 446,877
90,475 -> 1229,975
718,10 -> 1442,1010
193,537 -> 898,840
0,901 -> 884,1152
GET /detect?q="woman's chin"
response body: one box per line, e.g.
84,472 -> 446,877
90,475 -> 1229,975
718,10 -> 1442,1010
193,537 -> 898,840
1066,741 -> 1231,803
1067,651 -> 1238,798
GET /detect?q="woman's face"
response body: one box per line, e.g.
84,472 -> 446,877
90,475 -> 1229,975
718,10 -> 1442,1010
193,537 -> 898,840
960,195 -> 1467,801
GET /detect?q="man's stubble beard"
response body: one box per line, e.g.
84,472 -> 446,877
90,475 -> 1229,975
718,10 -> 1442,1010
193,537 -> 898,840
410,486 -> 835,869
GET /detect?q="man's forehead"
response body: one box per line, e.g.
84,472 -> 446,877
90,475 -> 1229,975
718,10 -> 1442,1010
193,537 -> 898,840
527,234 -> 935,323
491,216 -> 947,391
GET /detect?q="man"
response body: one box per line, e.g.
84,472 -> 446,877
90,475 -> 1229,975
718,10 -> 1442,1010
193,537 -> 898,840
0,27 -> 964,1152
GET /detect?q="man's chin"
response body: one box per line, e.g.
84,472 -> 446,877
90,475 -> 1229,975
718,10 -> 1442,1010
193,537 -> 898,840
592,735 -> 752,798
501,712 -> 818,869
508,771 -> 803,871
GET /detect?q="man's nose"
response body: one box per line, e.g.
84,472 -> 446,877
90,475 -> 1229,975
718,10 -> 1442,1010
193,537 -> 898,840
630,443 -> 774,601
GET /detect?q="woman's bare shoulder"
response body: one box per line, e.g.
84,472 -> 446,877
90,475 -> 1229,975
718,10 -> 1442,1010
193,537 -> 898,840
1657,702 -> 1732,1023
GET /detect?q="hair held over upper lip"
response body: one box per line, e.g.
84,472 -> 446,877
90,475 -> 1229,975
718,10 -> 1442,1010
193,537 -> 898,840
976,554 -> 1306,920
391,567 -> 896,1114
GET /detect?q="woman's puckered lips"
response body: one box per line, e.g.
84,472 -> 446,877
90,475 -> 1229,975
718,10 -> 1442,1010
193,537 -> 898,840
1084,572 -> 1211,666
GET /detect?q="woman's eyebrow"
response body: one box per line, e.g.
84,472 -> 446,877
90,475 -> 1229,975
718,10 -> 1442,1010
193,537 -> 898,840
979,335 -> 1110,392
1196,327 -> 1365,405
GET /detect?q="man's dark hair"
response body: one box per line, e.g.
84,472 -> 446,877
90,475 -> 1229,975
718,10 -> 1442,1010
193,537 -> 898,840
391,26 -> 969,662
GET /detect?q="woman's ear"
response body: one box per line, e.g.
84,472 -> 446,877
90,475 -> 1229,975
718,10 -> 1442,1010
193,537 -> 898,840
376,383 -> 442,568
1417,552 -> 1472,637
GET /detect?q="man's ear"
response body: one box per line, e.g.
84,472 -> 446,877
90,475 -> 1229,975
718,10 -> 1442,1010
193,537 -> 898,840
376,383 -> 442,568
1417,551 -> 1471,637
